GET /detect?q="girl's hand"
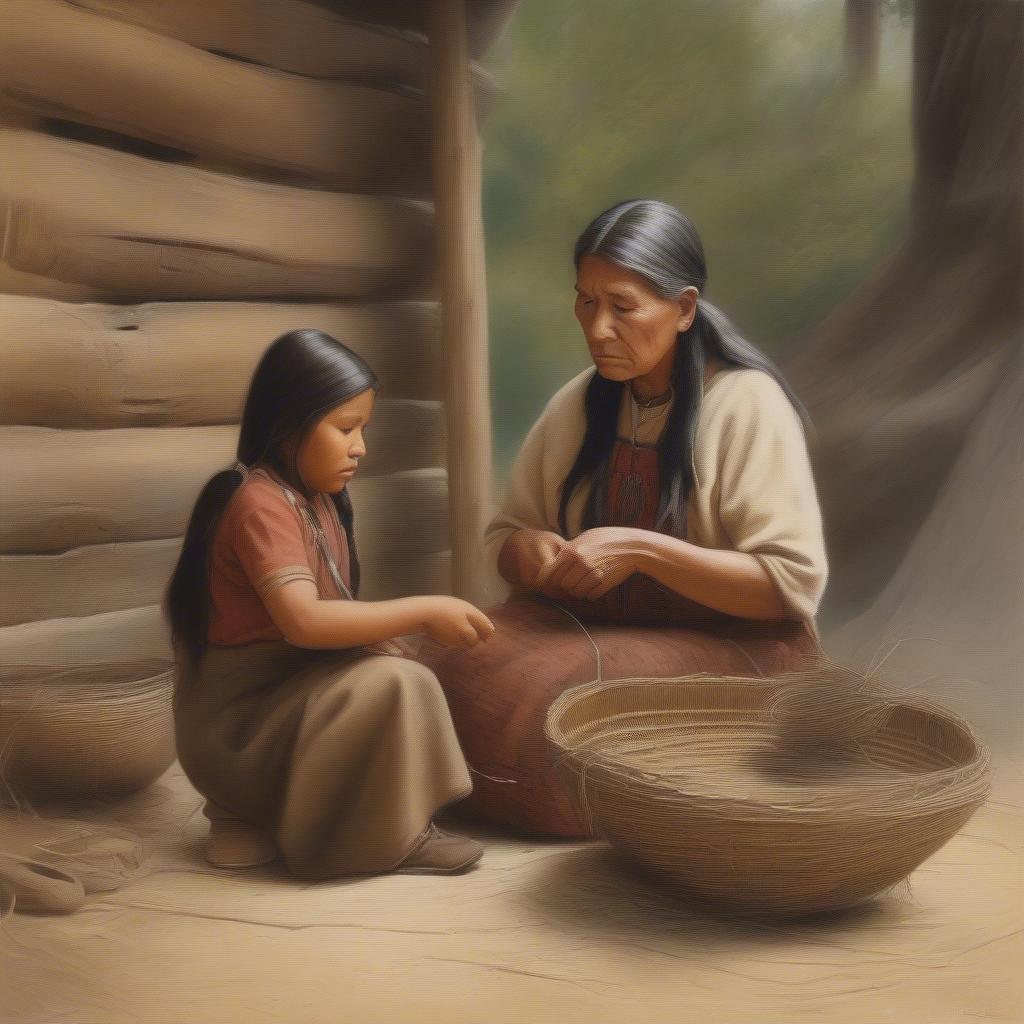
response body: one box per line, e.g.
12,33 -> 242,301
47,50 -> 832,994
363,637 -> 414,658
536,528 -> 642,601
499,529 -> 567,588
420,597 -> 496,647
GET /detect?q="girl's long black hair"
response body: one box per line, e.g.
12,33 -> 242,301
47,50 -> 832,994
165,328 -> 379,669
558,199 -> 809,539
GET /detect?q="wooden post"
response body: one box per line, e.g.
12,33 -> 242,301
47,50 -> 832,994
428,0 -> 495,605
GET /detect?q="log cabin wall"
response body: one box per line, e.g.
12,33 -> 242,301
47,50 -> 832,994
0,1 -> 504,726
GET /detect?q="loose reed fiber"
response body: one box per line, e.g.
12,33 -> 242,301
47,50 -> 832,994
545,670 -> 991,918
766,654 -> 892,751
0,814 -> 144,905
0,877 -> 13,919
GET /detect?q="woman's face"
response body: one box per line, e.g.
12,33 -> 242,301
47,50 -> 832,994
574,253 -> 697,385
295,389 -> 375,494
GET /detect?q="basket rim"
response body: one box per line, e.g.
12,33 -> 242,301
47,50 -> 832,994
546,673 -> 989,743
544,673 -> 993,818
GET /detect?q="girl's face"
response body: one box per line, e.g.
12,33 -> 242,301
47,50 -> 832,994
574,253 -> 697,384
295,389 -> 375,494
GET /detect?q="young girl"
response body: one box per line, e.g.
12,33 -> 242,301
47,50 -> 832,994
165,328 -> 495,878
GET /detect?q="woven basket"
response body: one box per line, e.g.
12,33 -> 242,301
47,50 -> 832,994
545,674 -> 992,918
0,660 -> 175,802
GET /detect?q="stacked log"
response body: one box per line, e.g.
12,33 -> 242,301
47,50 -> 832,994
0,0 -> 498,799
64,0 -> 496,95
0,129 -> 433,299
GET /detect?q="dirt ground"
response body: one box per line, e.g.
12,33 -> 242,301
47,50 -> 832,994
3,755 -> 1022,1024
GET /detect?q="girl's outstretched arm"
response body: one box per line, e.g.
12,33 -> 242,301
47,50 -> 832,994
261,579 -> 494,650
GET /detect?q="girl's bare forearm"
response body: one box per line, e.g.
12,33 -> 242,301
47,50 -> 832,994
288,596 -> 429,649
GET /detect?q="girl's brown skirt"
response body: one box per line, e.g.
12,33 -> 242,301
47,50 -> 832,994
173,642 -> 472,880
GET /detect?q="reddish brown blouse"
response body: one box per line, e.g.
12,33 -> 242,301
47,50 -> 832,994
206,464 -> 352,646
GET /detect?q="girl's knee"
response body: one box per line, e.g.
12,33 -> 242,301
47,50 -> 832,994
367,656 -> 444,704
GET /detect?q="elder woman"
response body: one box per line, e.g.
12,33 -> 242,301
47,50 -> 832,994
421,199 -> 828,838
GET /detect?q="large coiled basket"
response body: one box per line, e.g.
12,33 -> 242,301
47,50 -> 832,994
545,674 -> 992,919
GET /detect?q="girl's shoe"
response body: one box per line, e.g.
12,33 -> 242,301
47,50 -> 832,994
394,823 -> 483,875
205,820 -> 278,868
202,801 -> 277,869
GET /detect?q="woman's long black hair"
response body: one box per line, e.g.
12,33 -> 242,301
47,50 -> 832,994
558,199 -> 809,539
165,328 -> 379,669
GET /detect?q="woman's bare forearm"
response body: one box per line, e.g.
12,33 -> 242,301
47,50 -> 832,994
631,532 -> 788,620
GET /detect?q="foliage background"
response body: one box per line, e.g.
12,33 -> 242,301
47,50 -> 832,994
480,0 -> 914,477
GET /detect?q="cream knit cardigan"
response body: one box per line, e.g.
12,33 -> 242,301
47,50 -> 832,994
483,365 -> 829,621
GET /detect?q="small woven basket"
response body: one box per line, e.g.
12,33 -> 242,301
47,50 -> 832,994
0,660 -> 175,803
545,672 -> 992,918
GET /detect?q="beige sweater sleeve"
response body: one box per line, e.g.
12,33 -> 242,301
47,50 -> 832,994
484,365 -> 828,620
482,369 -> 592,580
482,408 -> 552,578
704,369 -> 829,620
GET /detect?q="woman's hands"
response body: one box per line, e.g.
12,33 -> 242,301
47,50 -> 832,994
495,526 -> 790,619
497,529 -> 568,589
417,596 -> 496,648
498,527 -> 645,600
534,527 -> 644,600
499,528 -> 643,598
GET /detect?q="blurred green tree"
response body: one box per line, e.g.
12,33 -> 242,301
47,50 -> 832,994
481,0 -> 913,474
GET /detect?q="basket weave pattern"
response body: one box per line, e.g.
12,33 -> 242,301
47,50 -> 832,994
0,662 -> 175,802
545,674 -> 992,918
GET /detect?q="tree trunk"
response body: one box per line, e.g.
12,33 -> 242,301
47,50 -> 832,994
826,345 -> 1024,753
789,0 -> 1023,621
844,0 -> 881,84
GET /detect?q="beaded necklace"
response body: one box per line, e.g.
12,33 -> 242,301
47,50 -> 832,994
619,384 -> 673,525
